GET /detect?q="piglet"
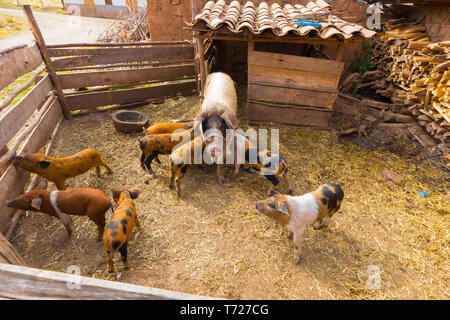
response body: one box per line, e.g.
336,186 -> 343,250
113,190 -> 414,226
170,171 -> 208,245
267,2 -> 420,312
103,187 -> 140,273
6,188 -> 113,241
254,183 -> 344,263
12,148 -> 112,190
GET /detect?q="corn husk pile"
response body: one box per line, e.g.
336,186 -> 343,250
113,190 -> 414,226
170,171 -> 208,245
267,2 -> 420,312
98,6 -> 149,43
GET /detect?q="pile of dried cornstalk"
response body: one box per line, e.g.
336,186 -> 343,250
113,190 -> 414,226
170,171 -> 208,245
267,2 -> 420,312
340,18 -> 449,166
98,6 -> 149,43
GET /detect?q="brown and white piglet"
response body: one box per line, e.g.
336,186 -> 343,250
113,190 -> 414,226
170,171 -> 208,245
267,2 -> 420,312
254,183 -> 344,263
12,148 -> 112,190
6,188 -> 113,241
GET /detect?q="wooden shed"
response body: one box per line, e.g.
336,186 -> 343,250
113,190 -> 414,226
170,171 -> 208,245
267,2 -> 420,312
189,0 -> 376,128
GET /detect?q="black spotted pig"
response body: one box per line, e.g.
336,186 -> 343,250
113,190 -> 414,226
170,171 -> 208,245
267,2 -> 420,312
254,183 -> 344,263
103,187 -> 140,273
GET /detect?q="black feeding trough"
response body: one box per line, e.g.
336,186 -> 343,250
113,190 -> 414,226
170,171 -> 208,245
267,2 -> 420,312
112,110 -> 149,133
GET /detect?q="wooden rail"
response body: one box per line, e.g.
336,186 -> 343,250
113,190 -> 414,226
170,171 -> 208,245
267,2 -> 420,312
0,263 -> 214,300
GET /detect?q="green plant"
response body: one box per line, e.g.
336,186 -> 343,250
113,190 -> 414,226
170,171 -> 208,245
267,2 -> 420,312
351,41 -> 373,75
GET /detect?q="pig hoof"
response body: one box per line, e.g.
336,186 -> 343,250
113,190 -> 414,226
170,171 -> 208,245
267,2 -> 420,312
294,255 -> 303,264
107,170 -> 113,175
149,174 -> 155,179
169,184 -> 175,190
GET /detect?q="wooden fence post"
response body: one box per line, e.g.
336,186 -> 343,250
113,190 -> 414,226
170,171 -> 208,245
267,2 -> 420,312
22,5 -> 72,120
196,35 -> 206,98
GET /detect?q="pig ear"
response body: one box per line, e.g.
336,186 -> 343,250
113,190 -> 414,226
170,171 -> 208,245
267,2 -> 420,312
129,190 -> 139,200
39,161 -> 51,169
277,201 -> 289,216
31,197 -> 43,210
222,112 -> 238,129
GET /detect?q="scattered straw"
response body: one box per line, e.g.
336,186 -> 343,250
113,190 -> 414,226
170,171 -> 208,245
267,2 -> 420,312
11,87 -> 449,300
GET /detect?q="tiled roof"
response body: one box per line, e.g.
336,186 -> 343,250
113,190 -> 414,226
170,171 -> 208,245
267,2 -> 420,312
190,0 -> 376,40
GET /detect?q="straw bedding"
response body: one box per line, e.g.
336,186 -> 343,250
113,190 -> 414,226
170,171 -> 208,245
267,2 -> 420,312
11,89 -> 449,299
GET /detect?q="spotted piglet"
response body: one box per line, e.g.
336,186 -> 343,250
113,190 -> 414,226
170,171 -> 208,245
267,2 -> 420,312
254,183 -> 344,263
103,187 -> 140,273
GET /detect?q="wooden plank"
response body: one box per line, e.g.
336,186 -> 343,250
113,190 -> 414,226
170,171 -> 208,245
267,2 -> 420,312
0,263 -> 213,300
46,41 -> 191,48
52,47 -> 194,71
0,44 -> 43,91
66,80 -> 196,110
0,99 -> 62,234
48,46 -> 193,58
248,49 -> 344,76
248,100 -> 332,128
248,64 -> 340,90
23,5 -> 72,120
58,64 -> 195,89
0,233 -> 25,266
248,83 -> 336,109
0,75 -> 52,150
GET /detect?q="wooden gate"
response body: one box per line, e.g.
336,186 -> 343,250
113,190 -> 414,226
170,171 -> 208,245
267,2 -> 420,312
247,42 -> 344,128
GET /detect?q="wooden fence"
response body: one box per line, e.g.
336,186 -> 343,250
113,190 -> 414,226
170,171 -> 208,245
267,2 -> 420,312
0,6 -> 196,241
0,43 -> 63,237
49,43 -> 196,112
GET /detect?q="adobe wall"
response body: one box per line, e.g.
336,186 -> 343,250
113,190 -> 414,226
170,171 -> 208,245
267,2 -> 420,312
388,4 -> 450,42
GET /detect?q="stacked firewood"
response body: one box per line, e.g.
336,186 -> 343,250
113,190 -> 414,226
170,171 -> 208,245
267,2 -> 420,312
341,18 -> 449,166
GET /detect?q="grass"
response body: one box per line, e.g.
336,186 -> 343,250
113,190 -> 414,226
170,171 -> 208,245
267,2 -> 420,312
0,0 -> 65,14
0,11 -> 26,39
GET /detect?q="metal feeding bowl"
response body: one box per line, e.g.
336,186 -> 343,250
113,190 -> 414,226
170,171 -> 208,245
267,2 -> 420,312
112,110 -> 149,134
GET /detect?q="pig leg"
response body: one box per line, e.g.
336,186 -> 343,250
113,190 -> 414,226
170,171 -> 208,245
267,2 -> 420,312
90,213 -> 106,242
135,215 -> 141,228
169,165 -> 176,190
175,167 -> 187,197
143,152 -> 157,177
217,164 -> 225,185
54,179 -> 66,190
293,227 -> 306,264
154,155 -> 161,164
100,161 -> 113,174
283,172 -> 293,195
106,251 -> 114,273
118,241 -> 129,269
58,213 -> 72,236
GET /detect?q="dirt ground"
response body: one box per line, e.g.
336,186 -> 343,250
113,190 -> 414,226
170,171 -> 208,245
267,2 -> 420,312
11,88 -> 449,299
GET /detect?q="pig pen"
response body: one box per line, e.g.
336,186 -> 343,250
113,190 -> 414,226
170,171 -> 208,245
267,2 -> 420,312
10,86 -> 449,300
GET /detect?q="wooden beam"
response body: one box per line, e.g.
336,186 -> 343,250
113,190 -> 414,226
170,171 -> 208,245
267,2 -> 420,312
66,80 -> 196,110
46,40 -> 192,49
0,44 -> 43,91
58,64 -> 195,89
196,35 -> 206,97
336,44 -> 345,61
191,32 -> 354,46
22,5 -> 72,120
0,263 -> 214,300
